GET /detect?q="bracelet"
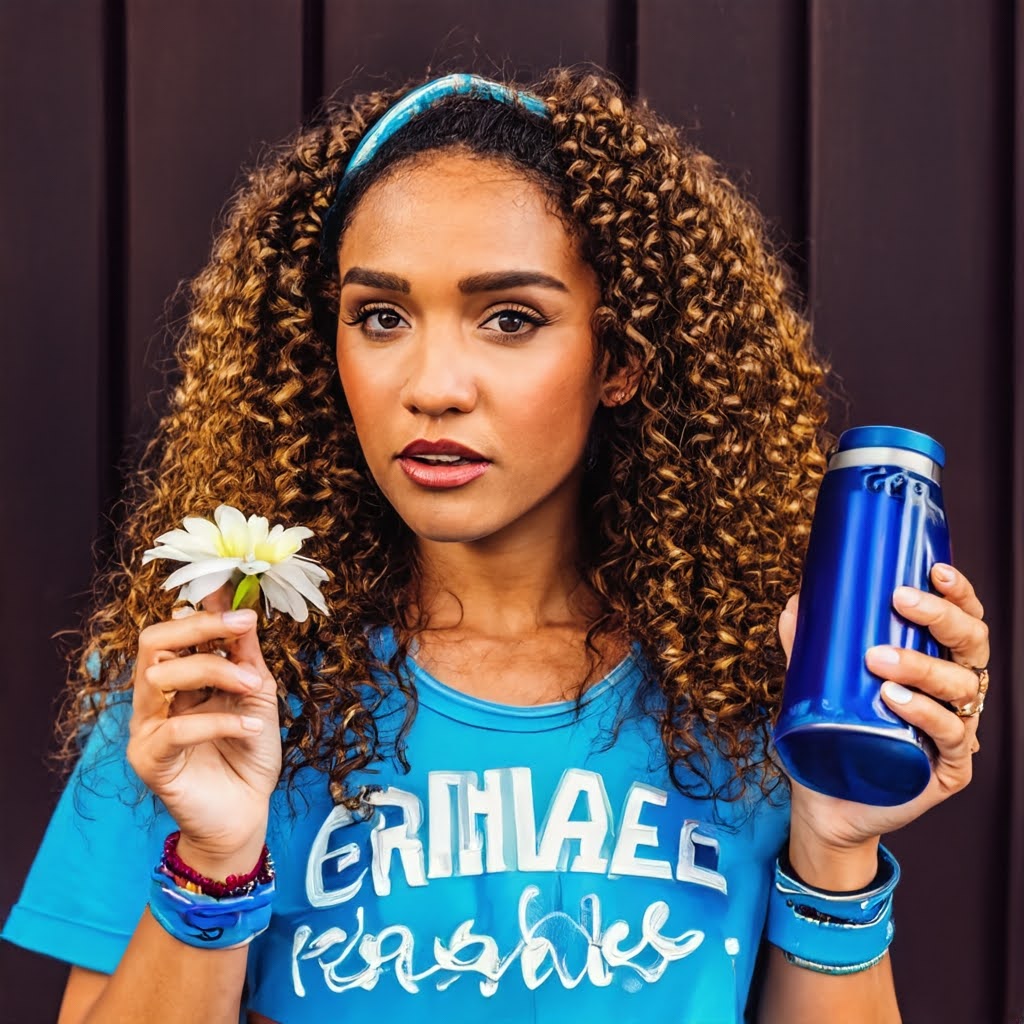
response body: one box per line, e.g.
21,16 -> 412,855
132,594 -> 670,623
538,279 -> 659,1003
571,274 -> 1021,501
149,868 -> 275,950
766,843 -> 899,975
161,831 -> 274,898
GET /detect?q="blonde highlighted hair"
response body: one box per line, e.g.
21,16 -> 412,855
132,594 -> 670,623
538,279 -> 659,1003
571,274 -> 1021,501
62,66 -> 830,806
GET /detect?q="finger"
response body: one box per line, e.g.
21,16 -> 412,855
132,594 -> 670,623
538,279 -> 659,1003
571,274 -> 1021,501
200,594 -> 270,679
133,712 -> 265,771
929,563 -> 985,620
192,581 -> 273,677
134,651 -> 263,719
891,587 -> 990,666
865,645 -> 985,707
879,682 -> 975,788
139,607 -> 257,664
198,582 -> 235,616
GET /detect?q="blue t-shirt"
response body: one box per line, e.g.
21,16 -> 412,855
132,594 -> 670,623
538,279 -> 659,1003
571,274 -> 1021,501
3,628 -> 789,1023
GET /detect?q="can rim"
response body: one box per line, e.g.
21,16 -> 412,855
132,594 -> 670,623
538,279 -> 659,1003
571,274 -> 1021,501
835,426 -> 945,468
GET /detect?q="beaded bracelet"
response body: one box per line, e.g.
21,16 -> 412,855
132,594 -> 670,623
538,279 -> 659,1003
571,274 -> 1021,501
766,843 -> 899,975
148,831 -> 277,950
160,830 -> 274,898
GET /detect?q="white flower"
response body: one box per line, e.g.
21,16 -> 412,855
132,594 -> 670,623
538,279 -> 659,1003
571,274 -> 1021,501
142,504 -> 329,622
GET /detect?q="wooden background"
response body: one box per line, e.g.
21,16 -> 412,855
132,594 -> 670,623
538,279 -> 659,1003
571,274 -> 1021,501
1,1 -> 1021,1021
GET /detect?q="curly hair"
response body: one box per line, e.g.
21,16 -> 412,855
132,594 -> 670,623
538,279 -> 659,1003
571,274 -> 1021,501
59,65 -> 831,808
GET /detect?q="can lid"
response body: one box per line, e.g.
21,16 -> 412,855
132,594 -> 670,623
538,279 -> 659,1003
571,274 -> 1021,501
835,425 -> 945,467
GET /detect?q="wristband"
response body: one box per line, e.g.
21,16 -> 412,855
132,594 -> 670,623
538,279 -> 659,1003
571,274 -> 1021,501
766,843 -> 899,974
149,867 -> 275,950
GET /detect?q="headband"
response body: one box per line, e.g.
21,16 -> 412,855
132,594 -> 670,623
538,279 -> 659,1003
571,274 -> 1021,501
339,73 -> 550,185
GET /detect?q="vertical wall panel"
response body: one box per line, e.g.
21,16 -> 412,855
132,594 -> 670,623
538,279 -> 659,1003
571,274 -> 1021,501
637,0 -> 807,268
0,1 -> 108,1018
809,2 -> 1011,1021
1008,0 -> 1024,1016
322,0 -> 611,98
125,0 -> 306,440
1,2 -> 1018,1021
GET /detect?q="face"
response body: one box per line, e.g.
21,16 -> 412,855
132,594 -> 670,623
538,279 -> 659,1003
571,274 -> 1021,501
335,151 -> 611,547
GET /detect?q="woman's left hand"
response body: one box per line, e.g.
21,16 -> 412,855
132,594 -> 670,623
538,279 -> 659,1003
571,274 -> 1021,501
779,562 -> 990,859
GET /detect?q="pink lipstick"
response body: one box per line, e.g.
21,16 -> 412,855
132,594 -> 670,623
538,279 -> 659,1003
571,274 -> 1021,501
397,439 -> 491,489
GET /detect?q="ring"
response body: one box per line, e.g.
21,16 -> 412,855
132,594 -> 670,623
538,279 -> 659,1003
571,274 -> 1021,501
954,665 -> 989,718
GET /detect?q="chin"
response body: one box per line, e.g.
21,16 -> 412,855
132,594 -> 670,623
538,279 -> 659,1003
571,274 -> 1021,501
401,512 -> 509,545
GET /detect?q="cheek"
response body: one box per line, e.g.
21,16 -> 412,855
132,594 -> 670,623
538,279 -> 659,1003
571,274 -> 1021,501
335,346 -> 388,454
498,358 -> 601,458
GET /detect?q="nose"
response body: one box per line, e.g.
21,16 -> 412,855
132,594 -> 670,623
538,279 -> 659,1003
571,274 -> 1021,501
399,330 -> 478,418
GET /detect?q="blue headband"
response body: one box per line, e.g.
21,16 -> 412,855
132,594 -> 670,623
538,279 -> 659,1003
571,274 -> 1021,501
339,73 -> 550,184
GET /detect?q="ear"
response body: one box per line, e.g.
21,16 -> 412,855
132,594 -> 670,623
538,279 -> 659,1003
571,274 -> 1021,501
598,354 -> 643,408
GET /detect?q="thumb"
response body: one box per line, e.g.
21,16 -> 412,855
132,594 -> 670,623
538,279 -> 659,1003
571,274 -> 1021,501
778,592 -> 799,667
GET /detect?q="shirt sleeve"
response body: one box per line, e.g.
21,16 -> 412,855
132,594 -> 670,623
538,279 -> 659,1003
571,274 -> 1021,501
1,697 -> 174,973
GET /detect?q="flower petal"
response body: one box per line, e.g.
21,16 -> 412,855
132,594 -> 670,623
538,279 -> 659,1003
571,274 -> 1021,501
290,554 -> 329,582
246,515 -> 270,552
238,559 -> 272,576
259,572 -> 309,622
257,524 -> 313,562
147,529 -> 216,558
214,505 -> 250,558
142,544 -> 206,565
265,562 -> 328,615
182,516 -> 226,557
163,556 -> 240,589
181,568 -> 237,606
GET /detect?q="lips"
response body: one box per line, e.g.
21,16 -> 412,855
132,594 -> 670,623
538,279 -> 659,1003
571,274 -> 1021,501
399,439 -> 487,461
397,439 -> 491,489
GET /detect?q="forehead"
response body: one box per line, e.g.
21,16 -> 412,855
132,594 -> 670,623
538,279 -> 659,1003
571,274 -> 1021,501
337,152 -> 581,274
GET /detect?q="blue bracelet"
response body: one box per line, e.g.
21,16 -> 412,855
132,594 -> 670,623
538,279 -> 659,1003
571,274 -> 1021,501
149,867 -> 275,950
766,844 -> 899,974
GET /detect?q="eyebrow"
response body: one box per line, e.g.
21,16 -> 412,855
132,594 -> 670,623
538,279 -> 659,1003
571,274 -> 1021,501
339,267 -> 569,294
340,268 -> 410,293
458,271 -> 569,294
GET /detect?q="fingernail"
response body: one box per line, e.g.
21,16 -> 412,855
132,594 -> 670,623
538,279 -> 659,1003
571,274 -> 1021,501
894,586 -> 921,607
233,666 -> 261,688
240,715 -> 263,732
933,563 -> 955,584
882,681 -> 914,704
222,609 -> 257,630
867,645 -> 901,666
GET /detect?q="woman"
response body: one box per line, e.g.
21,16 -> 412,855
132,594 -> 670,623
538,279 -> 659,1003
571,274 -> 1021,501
2,68 -> 989,1023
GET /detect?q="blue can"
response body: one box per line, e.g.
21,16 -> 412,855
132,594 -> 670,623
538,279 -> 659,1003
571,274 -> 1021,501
773,425 -> 951,806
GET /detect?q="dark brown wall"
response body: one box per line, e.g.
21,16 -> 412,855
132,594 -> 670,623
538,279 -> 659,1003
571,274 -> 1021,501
1,2 -> 1020,1022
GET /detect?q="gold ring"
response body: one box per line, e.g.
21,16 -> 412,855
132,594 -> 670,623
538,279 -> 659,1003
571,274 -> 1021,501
954,665 -> 989,718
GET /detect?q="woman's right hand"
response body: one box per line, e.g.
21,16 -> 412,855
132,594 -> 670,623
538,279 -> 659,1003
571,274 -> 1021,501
127,585 -> 282,873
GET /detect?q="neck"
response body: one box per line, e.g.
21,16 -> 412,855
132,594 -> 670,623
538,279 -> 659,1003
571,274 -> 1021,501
413,500 -> 596,638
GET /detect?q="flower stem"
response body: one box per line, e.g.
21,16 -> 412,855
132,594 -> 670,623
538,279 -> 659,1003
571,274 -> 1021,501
232,575 -> 262,612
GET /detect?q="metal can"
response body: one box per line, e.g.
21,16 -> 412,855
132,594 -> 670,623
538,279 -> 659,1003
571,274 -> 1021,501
773,425 -> 951,806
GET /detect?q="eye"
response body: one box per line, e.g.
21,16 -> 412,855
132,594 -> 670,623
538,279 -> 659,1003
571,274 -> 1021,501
365,308 -> 405,332
481,307 -> 549,338
342,304 -> 409,337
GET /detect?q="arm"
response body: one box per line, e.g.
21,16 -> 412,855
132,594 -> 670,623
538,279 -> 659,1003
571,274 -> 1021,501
62,591 -> 282,1023
59,968 -> 107,1024
756,837 -> 900,1024
757,564 -> 988,1023
75,908 -> 252,1024
57,903 -> 254,1024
